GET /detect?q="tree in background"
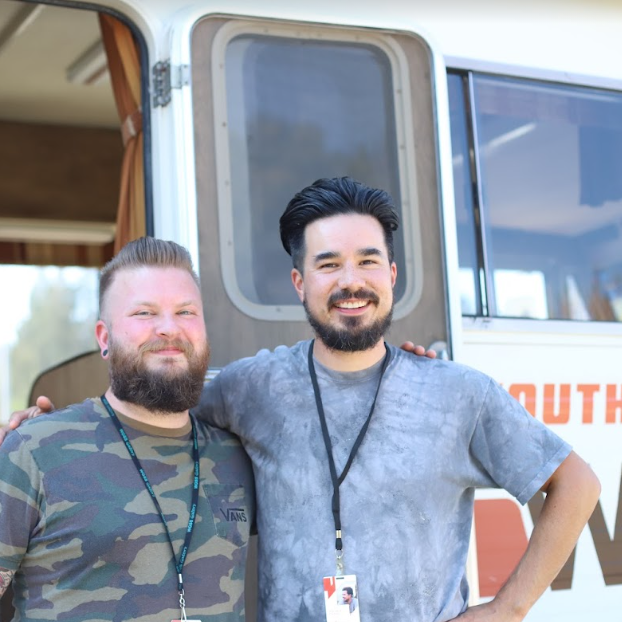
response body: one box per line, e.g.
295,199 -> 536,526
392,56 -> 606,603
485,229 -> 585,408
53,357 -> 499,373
9,272 -> 98,412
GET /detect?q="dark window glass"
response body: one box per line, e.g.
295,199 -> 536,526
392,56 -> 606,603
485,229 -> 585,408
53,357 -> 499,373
225,35 -> 405,306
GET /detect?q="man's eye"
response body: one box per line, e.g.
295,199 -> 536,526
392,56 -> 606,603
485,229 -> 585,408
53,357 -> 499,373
134,310 -> 152,316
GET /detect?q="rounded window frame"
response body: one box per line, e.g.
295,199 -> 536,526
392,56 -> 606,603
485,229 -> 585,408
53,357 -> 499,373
210,19 -> 423,321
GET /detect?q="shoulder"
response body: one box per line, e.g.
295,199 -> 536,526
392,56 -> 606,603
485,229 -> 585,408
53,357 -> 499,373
387,345 -> 493,390
10,398 -> 104,443
385,346 -> 498,418
216,340 -> 311,384
0,400 -> 103,478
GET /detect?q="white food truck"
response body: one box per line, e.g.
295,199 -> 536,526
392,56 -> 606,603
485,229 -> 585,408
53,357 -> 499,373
0,0 -> 620,620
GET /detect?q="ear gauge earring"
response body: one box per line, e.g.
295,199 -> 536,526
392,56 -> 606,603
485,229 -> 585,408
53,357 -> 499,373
102,349 -> 108,357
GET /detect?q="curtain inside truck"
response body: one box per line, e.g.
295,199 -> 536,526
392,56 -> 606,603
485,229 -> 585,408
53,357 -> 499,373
99,13 -> 145,252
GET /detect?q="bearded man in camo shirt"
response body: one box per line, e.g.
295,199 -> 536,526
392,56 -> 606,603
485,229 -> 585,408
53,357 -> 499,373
0,238 -> 254,622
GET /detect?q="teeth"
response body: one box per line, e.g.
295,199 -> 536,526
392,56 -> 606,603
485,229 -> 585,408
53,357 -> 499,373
335,301 -> 367,309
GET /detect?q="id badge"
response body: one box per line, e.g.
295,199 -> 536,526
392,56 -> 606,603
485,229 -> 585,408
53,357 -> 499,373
323,574 -> 361,622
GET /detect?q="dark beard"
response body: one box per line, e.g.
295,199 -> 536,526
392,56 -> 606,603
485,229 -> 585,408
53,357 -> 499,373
303,290 -> 393,352
108,337 -> 209,414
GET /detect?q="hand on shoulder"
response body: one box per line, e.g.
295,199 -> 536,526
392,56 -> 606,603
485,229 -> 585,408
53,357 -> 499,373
400,341 -> 437,359
0,396 -> 55,446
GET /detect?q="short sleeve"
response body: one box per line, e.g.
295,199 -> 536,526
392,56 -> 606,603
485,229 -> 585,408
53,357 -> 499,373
470,379 -> 572,504
0,431 -> 42,570
193,375 -> 229,430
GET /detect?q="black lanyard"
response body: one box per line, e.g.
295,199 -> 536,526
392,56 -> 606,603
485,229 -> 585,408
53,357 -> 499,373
307,341 -> 391,572
101,395 -> 200,605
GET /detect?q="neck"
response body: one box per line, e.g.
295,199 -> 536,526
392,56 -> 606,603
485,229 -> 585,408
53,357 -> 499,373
103,388 -> 191,429
312,338 -> 387,372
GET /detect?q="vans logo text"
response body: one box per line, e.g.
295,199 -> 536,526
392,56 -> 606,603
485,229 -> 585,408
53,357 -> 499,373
220,507 -> 247,522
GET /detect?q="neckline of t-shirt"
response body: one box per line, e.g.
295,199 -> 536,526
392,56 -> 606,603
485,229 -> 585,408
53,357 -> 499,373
312,352 -> 387,386
97,398 -> 193,438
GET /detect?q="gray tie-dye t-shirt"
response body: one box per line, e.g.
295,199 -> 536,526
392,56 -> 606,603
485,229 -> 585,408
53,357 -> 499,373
197,340 -> 571,622
0,398 -> 255,622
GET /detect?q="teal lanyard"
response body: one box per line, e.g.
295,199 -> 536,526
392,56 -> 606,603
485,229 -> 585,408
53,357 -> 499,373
101,395 -> 200,602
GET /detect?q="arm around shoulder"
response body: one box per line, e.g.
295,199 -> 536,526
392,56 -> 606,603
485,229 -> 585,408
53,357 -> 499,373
0,396 -> 55,447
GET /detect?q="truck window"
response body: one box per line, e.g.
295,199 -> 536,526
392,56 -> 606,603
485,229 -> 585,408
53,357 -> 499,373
212,26 -> 416,317
449,72 -> 622,322
193,18 -> 444,365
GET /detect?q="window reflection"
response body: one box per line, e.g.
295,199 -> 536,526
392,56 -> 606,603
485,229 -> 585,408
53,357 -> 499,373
450,72 -> 622,322
494,269 -> 548,319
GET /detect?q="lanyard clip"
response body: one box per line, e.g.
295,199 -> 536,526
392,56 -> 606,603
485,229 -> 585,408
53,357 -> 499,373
179,587 -> 188,621
336,548 -> 345,577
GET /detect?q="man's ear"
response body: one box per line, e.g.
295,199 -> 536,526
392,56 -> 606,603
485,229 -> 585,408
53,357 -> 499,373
291,268 -> 305,303
95,320 -> 110,358
390,262 -> 397,288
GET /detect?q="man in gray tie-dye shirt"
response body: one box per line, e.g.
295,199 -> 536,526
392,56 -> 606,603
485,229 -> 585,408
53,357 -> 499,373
195,177 -> 600,622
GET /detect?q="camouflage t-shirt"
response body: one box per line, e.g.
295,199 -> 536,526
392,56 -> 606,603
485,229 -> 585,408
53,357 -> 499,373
0,397 -> 255,622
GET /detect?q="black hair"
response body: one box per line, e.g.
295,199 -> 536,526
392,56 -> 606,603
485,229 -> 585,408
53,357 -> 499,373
279,177 -> 400,271
342,587 -> 354,596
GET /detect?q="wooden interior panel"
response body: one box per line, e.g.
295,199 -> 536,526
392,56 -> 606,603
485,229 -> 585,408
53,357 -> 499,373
0,120 -> 122,222
0,240 -> 113,267
192,17 -> 448,368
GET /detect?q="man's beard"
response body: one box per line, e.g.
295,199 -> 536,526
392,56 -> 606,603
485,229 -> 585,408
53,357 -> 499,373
303,289 -> 393,352
108,336 -> 209,414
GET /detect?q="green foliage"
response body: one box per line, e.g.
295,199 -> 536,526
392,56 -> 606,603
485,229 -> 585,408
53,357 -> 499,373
9,274 -> 97,411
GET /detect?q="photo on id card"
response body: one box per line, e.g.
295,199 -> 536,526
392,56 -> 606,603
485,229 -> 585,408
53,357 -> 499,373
323,574 -> 361,622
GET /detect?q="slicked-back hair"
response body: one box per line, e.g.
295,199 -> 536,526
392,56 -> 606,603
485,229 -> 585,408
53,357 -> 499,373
99,237 -> 199,317
279,177 -> 400,271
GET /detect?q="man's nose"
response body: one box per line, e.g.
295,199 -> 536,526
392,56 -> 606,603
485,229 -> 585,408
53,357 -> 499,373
155,313 -> 181,337
338,263 -> 365,290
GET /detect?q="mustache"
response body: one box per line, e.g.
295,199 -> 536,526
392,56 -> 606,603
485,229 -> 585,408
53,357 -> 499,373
138,339 -> 193,356
327,289 -> 380,307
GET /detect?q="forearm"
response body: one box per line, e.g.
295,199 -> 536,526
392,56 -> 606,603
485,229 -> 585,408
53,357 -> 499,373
0,567 -> 15,597
492,452 -> 600,620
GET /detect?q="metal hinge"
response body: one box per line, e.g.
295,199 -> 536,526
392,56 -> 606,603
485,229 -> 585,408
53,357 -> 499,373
152,61 -> 190,108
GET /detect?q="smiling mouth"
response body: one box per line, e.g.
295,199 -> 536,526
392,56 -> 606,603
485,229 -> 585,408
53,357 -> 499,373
328,289 -> 379,311
334,300 -> 369,309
